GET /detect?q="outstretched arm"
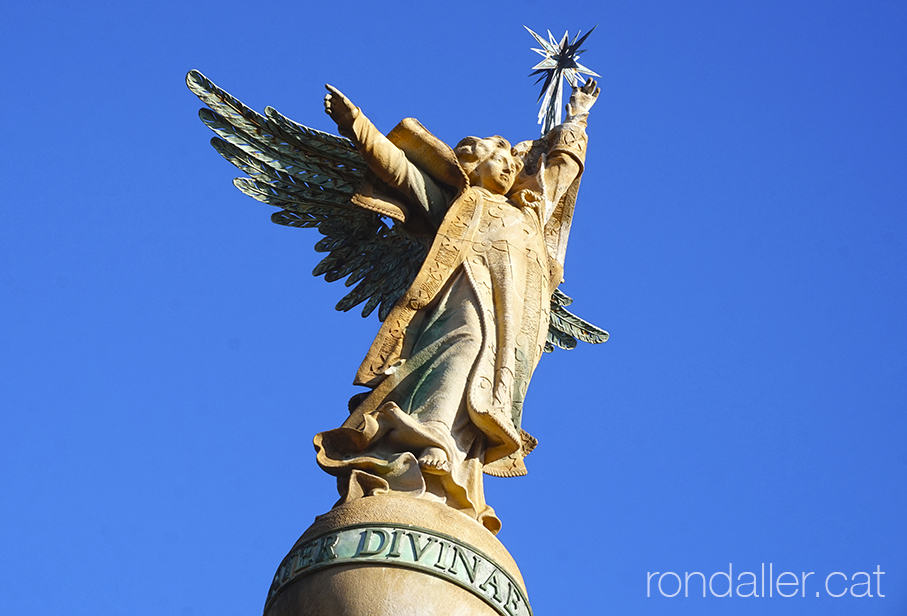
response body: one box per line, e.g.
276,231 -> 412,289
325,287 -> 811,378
540,79 -> 600,217
324,85 -> 448,223
564,78 -> 600,129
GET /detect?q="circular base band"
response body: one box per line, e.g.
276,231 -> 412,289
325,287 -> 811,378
263,495 -> 532,616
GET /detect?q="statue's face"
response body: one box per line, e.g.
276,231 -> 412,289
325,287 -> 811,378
455,136 -> 519,194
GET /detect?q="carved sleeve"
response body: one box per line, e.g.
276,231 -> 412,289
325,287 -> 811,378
540,119 -> 588,222
349,111 -> 449,224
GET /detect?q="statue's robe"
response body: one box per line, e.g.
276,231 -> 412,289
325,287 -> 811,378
315,114 -> 588,533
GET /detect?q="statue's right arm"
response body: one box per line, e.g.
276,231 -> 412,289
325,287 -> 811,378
324,85 -> 448,225
538,79 -> 601,221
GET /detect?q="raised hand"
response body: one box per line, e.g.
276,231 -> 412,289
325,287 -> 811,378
566,78 -> 600,119
324,84 -> 359,139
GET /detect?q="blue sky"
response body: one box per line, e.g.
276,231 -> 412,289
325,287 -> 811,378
2,1 -> 905,614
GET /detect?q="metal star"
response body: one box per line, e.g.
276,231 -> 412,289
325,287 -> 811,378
525,25 -> 600,134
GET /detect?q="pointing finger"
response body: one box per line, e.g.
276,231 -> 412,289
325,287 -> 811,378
325,84 -> 349,102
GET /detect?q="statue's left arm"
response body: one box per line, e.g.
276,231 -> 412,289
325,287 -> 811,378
539,79 -> 600,220
324,85 -> 449,226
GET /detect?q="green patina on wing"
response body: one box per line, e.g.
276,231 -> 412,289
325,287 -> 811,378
189,70 -> 605,347
187,69 -> 428,321
545,288 -> 609,352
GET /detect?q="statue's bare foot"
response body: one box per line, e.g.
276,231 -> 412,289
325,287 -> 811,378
418,447 -> 450,475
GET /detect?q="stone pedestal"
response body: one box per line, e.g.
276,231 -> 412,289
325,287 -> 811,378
263,494 -> 531,616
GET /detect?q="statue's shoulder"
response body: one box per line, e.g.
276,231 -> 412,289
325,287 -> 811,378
387,118 -> 468,191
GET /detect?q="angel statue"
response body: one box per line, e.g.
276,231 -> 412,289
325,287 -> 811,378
187,70 -> 608,533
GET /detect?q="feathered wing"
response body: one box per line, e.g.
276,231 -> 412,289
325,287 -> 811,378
187,70 -> 427,320
540,176 -> 608,352
545,287 -> 609,352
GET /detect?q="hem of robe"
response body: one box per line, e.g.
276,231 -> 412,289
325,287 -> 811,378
314,401 -> 502,534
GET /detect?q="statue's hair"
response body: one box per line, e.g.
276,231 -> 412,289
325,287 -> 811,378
454,136 -> 524,174
455,135 -> 511,151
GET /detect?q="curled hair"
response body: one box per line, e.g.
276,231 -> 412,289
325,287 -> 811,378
454,136 -> 523,173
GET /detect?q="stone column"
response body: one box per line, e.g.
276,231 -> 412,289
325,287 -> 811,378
263,494 -> 531,616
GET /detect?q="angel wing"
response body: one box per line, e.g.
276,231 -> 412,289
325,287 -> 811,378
186,69 -> 427,321
545,288 -> 609,352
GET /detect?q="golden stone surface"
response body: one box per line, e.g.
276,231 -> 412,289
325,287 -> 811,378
264,494 -> 529,616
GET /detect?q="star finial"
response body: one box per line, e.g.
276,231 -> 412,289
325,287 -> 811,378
525,26 -> 600,134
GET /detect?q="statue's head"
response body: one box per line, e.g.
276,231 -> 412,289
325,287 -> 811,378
454,136 -> 523,194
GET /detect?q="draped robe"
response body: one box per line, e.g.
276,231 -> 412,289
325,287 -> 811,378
315,113 -> 588,533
